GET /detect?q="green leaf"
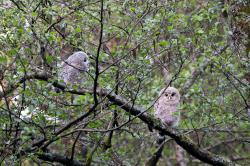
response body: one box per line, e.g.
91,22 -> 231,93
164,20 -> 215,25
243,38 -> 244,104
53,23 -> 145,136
159,40 -> 169,47
75,27 -> 81,33
197,29 -> 204,34
31,12 -> 38,17
0,56 -> 7,62
46,55 -> 53,64
130,7 -> 135,13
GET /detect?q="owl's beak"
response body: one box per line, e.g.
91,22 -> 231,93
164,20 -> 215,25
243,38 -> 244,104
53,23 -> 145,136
168,96 -> 172,100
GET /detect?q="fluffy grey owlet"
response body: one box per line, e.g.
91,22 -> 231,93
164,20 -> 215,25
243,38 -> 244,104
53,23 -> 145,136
59,51 -> 89,85
154,87 -> 181,127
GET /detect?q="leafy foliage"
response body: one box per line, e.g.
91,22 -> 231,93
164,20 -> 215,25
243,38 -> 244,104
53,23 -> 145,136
0,0 -> 249,165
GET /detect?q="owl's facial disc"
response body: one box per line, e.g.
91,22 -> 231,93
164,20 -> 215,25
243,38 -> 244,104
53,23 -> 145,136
160,87 -> 180,103
164,92 -> 172,100
168,92 -> 176,100
164,92 -> 178,101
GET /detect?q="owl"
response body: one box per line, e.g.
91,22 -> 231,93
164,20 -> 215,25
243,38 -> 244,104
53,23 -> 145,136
154,87 -> 181,127
59,51 -> 89,85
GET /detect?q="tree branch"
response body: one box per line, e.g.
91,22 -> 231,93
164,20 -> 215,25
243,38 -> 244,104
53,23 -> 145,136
144,140 -> 166,166
36,152 -> 84,166
1,72 -> 236,165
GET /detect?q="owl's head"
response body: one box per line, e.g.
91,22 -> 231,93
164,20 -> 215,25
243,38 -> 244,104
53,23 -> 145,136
72,51 -> 89,71
159,87 -> 180,104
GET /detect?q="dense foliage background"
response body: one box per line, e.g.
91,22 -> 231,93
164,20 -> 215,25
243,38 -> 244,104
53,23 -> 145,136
0,0 -> 249,165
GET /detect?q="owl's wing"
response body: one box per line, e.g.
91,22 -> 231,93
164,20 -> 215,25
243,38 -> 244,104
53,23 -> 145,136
58,63 -> 66,80
154,100 -> 160,117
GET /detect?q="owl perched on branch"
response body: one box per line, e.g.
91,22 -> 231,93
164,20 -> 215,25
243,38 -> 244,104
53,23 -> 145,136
154,87 -> 181,127
59,51 -> 89,85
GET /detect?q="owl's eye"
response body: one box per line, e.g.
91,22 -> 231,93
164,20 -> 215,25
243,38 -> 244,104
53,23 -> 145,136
171,92 -> 176,96
83,58 -> 87,62
165,93 -> 168,96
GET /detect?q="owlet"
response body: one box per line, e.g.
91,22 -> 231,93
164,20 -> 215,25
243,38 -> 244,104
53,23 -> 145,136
59,51 -> 89,85
154,87 -> 181,127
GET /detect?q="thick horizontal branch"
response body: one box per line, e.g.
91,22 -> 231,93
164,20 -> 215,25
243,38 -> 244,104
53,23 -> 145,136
36,152 -> 84,166
1,72 -> 236,165
102,91 -> 235,166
